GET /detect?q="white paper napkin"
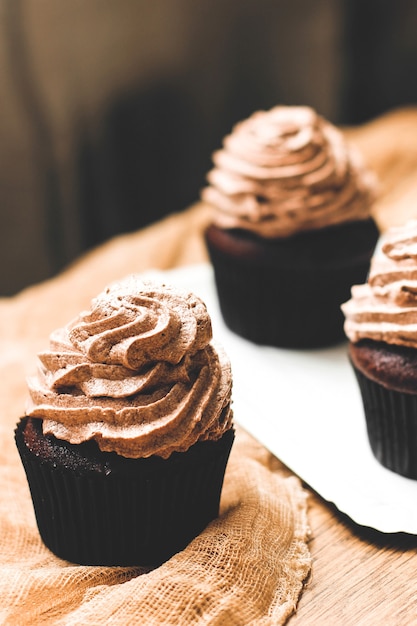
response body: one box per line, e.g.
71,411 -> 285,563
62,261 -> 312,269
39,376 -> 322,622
143,263 -> 417,534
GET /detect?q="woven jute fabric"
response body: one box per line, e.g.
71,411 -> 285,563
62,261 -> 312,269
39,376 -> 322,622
0,205 -> 311,625
1,421 -> 311,625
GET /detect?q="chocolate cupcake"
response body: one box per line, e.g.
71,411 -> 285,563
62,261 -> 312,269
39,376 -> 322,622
342,221 -> 417,478
202,105 -> 379,348
15,277 -> 234,565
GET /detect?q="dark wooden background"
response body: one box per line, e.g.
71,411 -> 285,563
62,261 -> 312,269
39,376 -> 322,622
1,0 -> 417,295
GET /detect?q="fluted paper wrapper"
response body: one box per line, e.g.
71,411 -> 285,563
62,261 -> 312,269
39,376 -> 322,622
15,418 -> 234,566
205,231 -> 373,349
352,366 -> 417,479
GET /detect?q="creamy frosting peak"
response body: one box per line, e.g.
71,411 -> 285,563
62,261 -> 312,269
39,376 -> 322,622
202,105 -> 376,238
26,277 -> 233,458
342,221 -> 417,348
67,276 -> 211,369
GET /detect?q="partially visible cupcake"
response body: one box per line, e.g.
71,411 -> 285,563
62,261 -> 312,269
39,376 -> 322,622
342,221 -> 417,478
202,105 -> 379,348
15,277 -> 234,566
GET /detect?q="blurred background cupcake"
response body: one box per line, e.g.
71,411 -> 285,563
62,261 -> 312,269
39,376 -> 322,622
342,221 -> 417,478
15,277 -> 234,566
202,105 -> 379,348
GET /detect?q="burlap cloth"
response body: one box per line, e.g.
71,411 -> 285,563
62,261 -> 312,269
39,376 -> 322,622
1,108 -> 417,625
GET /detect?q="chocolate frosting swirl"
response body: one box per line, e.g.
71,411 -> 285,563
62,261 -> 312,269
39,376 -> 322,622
202,106 -> 376,238
26,277 -> 233,458
342,221 -> 417,348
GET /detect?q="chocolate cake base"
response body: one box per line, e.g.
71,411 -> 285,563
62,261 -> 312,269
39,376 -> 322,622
205,218 -> 379,349
15,417 -> 234,566
349,340 -> 417,479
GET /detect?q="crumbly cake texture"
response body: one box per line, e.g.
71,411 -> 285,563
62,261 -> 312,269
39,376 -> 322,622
349,339 -> 417,394
205,218 -> 379,348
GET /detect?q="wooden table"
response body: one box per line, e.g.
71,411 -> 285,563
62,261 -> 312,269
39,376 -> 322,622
5,107 -> 417,625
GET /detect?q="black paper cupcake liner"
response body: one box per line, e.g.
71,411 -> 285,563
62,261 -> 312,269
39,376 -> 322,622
205,222 -> 377,349
15,418 -> 235,566
352,366 -> 417,479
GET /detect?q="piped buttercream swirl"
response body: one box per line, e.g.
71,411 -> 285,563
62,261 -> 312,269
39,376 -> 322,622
342,221 -> 417,348
202,105 -> 376,238
26,277 -> 233,458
